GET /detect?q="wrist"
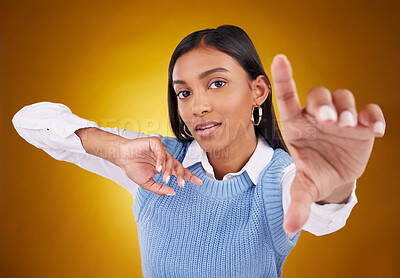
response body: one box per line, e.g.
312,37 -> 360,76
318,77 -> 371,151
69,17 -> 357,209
75,127 -> 129,167
316,180 -> 355,205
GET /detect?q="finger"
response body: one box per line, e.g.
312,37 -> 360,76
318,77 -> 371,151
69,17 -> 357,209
270,54 -> 302,121
149,137 -> 164,170
283,176 -> 318,234
332,89 -> 357,128
175,161 -> 185,188
156,145 -> 166,173
358,103 -> 386,137
163,154 -> 174,184
305,87 -> 338,123
184,168 -> 202,185
142,179 -> 175,196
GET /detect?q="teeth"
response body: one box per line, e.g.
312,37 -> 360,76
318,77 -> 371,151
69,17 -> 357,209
199,124 -> 219,130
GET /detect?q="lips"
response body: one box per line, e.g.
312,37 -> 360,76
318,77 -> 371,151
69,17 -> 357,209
195,122 -> 222,138
195,121 -> 222,130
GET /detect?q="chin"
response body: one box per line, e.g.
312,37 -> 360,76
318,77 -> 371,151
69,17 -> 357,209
196,138 -> 227,153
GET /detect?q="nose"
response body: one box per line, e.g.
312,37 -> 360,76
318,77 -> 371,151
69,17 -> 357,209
192,92 -> 212,116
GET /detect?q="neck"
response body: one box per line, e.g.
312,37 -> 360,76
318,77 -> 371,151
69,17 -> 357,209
207,125 -> 258,180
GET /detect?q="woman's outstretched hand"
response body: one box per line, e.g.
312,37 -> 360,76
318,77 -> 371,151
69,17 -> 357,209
270,54 -> 386,234
116,136 -> 202,196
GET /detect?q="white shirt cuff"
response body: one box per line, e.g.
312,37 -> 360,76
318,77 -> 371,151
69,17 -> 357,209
282,163 -> 358,238
303,180 -> 358,236
12,101 -> 99,152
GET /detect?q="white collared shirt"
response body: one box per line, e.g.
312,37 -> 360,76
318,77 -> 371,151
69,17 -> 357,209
12,101 -> 358,238
182,137 -> 273,183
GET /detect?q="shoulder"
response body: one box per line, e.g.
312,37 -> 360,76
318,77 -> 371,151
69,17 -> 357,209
258,148 -> 293,182
258,148 -> 300,255
269,148 -> 293,169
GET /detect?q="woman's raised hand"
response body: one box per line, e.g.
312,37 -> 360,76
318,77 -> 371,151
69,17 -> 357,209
116,136 -> 202,196
270,54 -> 386,234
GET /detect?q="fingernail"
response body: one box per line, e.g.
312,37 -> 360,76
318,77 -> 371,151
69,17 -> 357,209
181,180 -> 185,188
166,192 -> 175,196
319,105 -> 337,122
157,164 -> 162,172
275,54 -> 288,62
287,232 -> 296,239
191,176 -> 202,185
165,175 -> 170,183
373,121 -> 385,135
339,111 -> 356,127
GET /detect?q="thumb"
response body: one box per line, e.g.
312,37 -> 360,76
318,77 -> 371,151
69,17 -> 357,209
283,177 -> 316,234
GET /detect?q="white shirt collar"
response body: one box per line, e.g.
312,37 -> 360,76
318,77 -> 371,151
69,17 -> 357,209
181,136 -> 274,185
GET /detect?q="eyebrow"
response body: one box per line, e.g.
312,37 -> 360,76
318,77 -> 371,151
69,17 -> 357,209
172,67 -> 230,85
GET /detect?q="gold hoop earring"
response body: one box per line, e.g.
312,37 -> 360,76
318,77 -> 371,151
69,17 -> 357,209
178,113 -> 194,139
251,105 -> 263,126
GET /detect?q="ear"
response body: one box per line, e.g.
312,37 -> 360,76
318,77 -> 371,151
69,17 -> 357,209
251,75 -> 270,106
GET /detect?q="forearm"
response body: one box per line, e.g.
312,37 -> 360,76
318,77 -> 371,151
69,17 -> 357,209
316,180 -> 355,205
75,127 -> 128,167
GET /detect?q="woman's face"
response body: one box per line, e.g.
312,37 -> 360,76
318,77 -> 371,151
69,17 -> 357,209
172,46 -> 261,153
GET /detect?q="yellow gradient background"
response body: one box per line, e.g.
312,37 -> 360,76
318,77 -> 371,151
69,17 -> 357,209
1,0 -> 399,277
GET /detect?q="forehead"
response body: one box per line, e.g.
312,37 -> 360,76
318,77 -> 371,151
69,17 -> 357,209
172,47 -> 244,80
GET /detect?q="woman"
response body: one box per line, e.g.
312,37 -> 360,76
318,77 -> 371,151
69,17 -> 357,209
12,25 -> 385,277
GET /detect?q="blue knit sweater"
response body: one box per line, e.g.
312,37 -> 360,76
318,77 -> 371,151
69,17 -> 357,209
132,136 -> 301,277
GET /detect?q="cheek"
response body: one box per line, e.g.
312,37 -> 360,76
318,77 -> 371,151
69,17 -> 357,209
221,92 -> 252,122
177,104 -> 190,119
217,101 -> 252,133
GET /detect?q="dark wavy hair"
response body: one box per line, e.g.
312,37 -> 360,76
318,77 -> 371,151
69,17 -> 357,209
167,24 -> 288,151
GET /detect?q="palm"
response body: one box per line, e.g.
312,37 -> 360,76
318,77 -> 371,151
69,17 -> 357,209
118,138 -> 159,189
117,137 -> 200,196
281,108 -> 374,200
270,54 -> 385,233
124,160 -> 158,188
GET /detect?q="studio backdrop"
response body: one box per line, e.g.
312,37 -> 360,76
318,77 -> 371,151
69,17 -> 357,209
0,0 -> 398,277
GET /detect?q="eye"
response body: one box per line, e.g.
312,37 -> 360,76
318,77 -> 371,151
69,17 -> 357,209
176,80 -> 226,100
176,90 -> 191,100
209,80 -> 226,89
